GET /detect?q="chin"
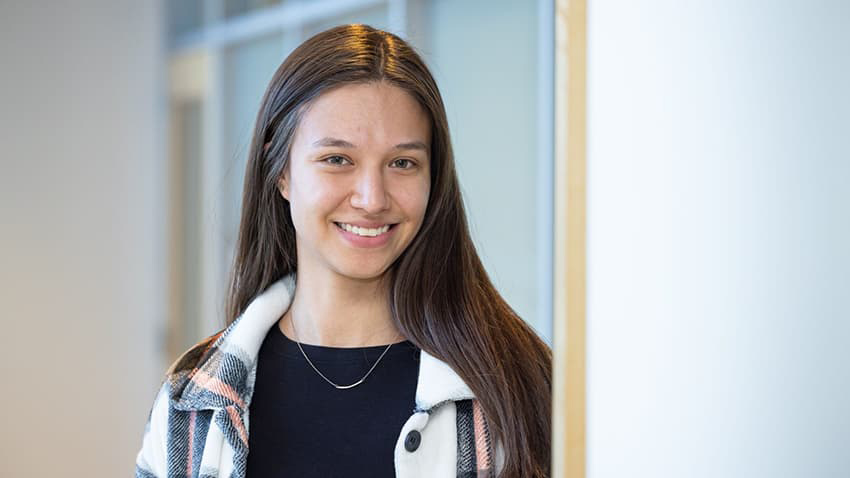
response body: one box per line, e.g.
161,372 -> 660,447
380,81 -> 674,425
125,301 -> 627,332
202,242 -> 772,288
333,263 -> 392,282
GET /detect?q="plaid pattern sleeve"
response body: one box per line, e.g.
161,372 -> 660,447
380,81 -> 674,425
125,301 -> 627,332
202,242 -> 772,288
134,383 -> 225,478
135,334 -> 230,478
135,383 -> 170,477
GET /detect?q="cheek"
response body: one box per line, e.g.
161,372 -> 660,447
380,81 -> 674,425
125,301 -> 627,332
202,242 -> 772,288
396,180 -> 430,224
289,172 -> 346,228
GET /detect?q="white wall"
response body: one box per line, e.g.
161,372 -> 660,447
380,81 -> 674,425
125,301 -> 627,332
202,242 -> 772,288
0,1 -> 165,476
587,1 -> 849,476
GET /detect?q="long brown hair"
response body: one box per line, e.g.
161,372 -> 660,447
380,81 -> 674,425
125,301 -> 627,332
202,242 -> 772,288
225,24 -> 551,477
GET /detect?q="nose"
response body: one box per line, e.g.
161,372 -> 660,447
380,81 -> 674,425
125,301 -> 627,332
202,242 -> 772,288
350,167 -> 390,214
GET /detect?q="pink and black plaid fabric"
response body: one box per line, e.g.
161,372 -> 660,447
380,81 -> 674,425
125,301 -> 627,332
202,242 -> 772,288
456,399 -> 496,478
135,274 -> 502,477
136,330 -> 499,477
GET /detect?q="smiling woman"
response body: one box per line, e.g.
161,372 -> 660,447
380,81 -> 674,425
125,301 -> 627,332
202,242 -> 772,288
135,24 -> 551,478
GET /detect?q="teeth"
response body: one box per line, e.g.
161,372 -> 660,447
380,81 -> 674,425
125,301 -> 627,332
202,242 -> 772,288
338,222 -> 391,237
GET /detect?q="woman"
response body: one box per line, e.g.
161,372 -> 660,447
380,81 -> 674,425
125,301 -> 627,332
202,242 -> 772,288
136,24 -> 551,478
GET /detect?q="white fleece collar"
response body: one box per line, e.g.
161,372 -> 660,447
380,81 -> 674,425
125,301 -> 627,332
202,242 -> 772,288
173,273 -> 474,412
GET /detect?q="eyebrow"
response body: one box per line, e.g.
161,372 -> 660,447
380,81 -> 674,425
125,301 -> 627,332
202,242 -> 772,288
311,137 -> 429,153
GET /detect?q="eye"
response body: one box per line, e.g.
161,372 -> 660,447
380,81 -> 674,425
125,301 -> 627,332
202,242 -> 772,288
390,158 -> 416,169
322,155 -> 351,166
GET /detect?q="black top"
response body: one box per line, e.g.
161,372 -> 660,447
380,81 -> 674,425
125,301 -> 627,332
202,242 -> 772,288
245,322 -> 420,478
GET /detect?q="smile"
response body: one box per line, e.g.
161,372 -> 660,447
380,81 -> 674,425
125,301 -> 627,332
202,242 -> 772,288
334,222 -> 395,237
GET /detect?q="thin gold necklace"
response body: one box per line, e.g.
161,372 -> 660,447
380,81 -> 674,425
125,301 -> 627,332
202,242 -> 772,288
289,313 -> 395,390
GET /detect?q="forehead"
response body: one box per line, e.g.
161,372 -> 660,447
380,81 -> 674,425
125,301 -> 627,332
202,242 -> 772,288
294,82 -> 431,148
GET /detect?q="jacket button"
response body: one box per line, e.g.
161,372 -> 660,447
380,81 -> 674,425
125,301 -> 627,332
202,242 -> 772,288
404,430 -> 421,452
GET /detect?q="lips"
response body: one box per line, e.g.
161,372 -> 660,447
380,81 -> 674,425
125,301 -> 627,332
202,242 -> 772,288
334,221 -> 397,228
334,222 -> 397,237
333,221 -> 398,248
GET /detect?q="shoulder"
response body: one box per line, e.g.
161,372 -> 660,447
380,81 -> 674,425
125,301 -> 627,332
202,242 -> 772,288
165,328 -> 227,377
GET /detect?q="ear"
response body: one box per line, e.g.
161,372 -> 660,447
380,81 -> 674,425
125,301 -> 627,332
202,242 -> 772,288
277,168 -> 290,200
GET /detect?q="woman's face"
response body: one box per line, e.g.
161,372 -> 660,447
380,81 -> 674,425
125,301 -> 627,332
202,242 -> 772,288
280,81 -> 431,283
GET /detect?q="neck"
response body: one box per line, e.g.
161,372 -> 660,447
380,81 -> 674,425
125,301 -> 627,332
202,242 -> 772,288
279,268 -> 402,347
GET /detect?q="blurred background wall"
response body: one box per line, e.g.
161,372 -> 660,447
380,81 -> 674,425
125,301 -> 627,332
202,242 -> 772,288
0,1 -> 166,477
585,0 -> 850,476
0,0 -> 549,476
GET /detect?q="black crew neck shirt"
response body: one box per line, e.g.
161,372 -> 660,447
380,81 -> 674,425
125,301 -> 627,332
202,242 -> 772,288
245,323 -> 420,478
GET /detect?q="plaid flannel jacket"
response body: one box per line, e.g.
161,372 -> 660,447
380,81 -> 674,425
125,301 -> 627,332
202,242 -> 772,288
135,274 -> 503,477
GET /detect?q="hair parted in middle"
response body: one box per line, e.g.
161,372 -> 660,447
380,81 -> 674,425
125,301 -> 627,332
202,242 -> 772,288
226,24 -> 552,478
